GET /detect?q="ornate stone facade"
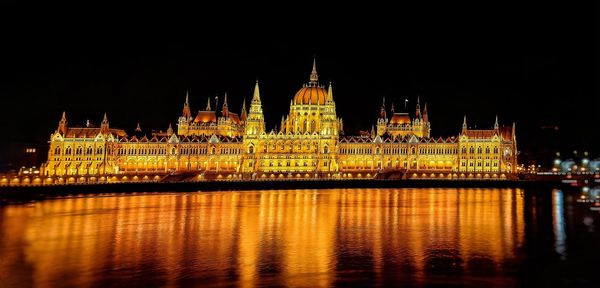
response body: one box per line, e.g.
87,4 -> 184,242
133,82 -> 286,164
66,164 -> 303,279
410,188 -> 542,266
40,59 -> 518,182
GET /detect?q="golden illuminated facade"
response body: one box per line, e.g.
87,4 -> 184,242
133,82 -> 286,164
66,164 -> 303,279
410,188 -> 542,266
38,59 -> 518,183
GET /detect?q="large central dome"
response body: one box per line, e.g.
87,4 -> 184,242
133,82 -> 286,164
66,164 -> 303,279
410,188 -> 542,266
294,85 -> 328,105
293,58 -> 328,105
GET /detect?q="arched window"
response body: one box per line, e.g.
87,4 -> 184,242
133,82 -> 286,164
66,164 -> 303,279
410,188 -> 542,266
376,147 -> 380,154
485,147 -> 490,153
54,146 -> 61,155
211,147 -> 216,155
86,147 -> 93,155
470,147 -> 475,154
76,146 -> 83,155
323,145 -> 329,154
477,147 -> 482,154
171,147 -> 176,155
494,147 -> 499,153
97,147 -> 103,154
248,145 -> 254,154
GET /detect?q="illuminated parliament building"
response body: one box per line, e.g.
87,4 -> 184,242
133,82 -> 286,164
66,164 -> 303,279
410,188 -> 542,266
41,59 -> 518,183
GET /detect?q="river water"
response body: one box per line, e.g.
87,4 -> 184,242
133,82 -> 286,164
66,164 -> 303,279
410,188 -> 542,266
1,188 -> 599,287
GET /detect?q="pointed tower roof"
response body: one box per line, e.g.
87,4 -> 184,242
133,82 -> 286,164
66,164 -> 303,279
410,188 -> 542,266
380,96 -> 387,119
327,81 -> 333,101
182,90 -> 191,118
167,123 -> 173,136
101,112 -> 109,133
512,122 -> 516,139
240,98 -> 247,121
58,111 -> 67,134
494,115 -> 499,129
462,115 -> 467,132
222,92 -> 229,117
101,113 -> 109,126
135,122 -> 142,132
252,80 -> 261,102
309,56 -> 318,84
205,97 -> 212,111
415,96 -> 421,119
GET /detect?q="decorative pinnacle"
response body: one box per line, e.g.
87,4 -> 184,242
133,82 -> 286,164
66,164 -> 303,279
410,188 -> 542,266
252,80 -> 261,102
309,56 -> 318,84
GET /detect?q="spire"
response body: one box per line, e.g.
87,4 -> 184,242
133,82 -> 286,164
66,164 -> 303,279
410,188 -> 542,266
327,81 -> 333,101
240,98 -> 247,121
167,123 -> 173,136
101,112 -> 109,132
391,102 -> 395,113
380,97 -> 387,119
462,115 -> 467,132
309,56 -> 319,85
252,80 -> 261,102
222,92 -> 229,117
371,125 -> 375,138
512,122 -> 516,139
214,94 -> 219,113
182,90 -> 191,118
102,113 -> 109,126
415,96 -> 421,119
58,111 -> 67,134
281,116 -> 285,133
494,115 -> 499,129
205,97 -> 212,111
423,102 -> 429,122
246,79 -> 265,135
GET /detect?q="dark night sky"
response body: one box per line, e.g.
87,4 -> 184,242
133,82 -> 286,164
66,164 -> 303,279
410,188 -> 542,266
1,3 -> 598,168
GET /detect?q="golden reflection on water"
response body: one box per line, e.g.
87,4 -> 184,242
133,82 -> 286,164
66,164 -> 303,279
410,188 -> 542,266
0,189 -> 524,287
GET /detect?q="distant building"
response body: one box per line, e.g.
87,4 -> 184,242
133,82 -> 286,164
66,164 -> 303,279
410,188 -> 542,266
40,59 -> 518,181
